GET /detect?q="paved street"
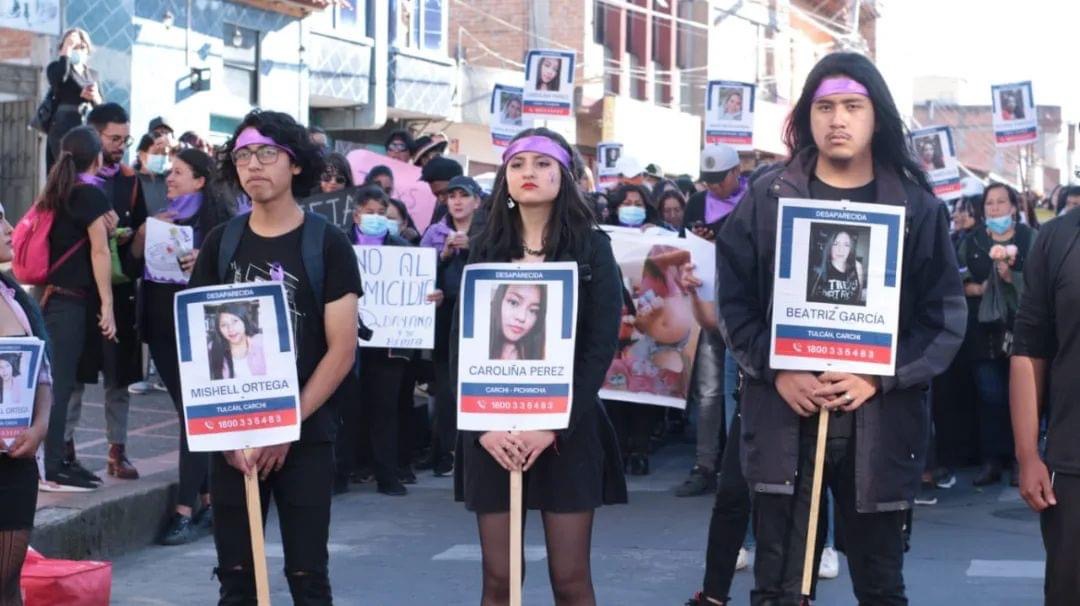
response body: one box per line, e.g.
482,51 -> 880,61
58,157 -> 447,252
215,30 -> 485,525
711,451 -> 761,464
110,442 -> 1045,605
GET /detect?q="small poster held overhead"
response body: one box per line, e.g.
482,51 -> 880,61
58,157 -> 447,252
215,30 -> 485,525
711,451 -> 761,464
706,80 -> 756,151
522,49 -> 576,121
355,245 -> 437,349
490,84 -> 529,153
770,198 -> 906,376
910,126 -> 962,201
174,283 -> 301,452
991,81 -> 1038,147
596,142 -> 623,191
457,263 -> 578,432
0,338 -> 45,449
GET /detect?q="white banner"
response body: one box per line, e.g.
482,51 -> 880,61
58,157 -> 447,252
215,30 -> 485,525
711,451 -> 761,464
457,263 -> 578,432
355,245 -> 437,349
144,218 -> 194,284
174,283 -> 301,451
0,338 -> 45,449
769,198 -> 906,376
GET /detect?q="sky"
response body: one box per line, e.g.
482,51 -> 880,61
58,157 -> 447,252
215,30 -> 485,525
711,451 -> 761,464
878,0 -> 1079,121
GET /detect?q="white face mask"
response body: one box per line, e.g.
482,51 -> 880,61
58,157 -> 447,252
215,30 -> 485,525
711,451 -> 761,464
69,50 -> 86,66
147,154 -> 170,174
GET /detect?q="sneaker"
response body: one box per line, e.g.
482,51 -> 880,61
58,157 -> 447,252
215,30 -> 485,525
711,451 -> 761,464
127,381 -> 152,395
63,459 -> 102,484
150,378 -> 168,392
914,486 -> 938,506
193,505 -> 214,531
735,547 -> 752,571
42,467 -> 97,492
160,513 -> 201,546
433,455 -> 454,477
674,465 -> 717,497
818,546 -> 839,579
933,467 -> 957,489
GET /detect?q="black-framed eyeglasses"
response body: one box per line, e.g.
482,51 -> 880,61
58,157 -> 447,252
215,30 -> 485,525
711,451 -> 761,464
231,145 -> 281,166
321,172 -> 346,184
105,134 -> 134,147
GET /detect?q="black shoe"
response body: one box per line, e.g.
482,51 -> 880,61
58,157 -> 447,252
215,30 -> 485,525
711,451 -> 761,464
685,592 -> 727,606
433,454 -> 454,477
160,513 -> 200,546
64,459 -> 102,484
398,466 -> 417,485
377,480 -> 407,496
674,465 -> 717,497
973,462 -> 1003,487
42,466 -> 98,492
413,448 -> 435,469
628,453 -> 650,476
193,505 -> 214,531
350,466 -> 374,484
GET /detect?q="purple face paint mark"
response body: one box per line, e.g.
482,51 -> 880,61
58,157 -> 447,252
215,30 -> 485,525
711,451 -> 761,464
269,263 -> 285,282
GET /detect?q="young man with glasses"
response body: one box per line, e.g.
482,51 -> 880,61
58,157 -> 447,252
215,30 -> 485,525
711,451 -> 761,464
59,102 -> 149,483
188,110 -> 361,603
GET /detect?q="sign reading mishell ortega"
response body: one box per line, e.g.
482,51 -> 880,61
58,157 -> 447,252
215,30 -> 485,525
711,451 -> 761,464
521,49 -> 576,120
457,263 -> 578,432
769,198 -> 906,376
174,283 -> 300,452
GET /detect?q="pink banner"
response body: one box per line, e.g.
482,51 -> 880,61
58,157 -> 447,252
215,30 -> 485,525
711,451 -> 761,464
347,150 -> 437,233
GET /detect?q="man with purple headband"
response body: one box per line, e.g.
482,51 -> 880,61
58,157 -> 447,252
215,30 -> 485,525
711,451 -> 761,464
700,53 -> 965,605
187,110 -> 362,604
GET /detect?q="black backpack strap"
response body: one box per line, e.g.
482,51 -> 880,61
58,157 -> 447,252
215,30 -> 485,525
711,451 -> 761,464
301,212 -> 327,317
217,214 -> 250,283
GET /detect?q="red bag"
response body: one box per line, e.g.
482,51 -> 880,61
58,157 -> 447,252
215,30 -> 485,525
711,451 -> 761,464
21,548 -> 111,606
11,203 -> 86,286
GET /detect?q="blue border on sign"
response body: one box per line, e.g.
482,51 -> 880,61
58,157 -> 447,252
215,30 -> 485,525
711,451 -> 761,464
778,205 -> 901,287
175,283 -> 291,363
461,268 -> 575,339
775,324 -> 892,346
461,383 -> 570,396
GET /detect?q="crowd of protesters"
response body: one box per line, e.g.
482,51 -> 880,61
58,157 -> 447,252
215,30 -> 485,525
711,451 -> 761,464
2,34 -> 1076,605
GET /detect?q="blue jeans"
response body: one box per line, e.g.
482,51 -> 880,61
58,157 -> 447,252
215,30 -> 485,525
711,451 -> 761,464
972,358 -> 1014,462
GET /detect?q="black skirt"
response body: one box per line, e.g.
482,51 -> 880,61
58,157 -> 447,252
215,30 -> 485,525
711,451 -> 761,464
454,402 -> 628,513
0,455 -> 39,530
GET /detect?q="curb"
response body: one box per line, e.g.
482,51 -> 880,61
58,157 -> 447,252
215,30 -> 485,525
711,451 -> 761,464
33,473 -> 178,561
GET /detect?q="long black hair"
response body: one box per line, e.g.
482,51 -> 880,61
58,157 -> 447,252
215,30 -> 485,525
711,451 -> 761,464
783,52 -> 933,193
38,126 -> 101,213
475,127 -> 599,261
607,183 -> 660,226
218,110 -> 326,199
488,283 -> 547,360
208,302 -> 261,380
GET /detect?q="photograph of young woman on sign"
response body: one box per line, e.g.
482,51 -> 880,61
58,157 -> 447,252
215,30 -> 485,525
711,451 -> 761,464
535,56 -> 562,92
205,301 -> 267,380
0,354 -> 21,405
716,87 -> 744,121
806,223 -> 871,307
488,283 -> 547,361
500,92 -> 523,126
999,88 -> 1026,121
915,135 -> 945,171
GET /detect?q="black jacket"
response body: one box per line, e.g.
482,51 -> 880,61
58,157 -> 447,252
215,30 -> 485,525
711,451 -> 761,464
715,149 -> 966,512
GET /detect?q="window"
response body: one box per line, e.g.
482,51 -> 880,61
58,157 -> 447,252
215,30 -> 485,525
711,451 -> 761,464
593,0 -> 605,44
390,0 -> 446,53
223,24 -> 259,106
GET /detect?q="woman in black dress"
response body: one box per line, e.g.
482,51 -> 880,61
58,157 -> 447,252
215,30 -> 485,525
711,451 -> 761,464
454,127 -> 626,605
45,28 -> 101,172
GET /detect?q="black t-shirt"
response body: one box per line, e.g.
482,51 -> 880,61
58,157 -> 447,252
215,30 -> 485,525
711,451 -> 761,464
801,176 -> 877,439
189,216 -> 363,443
47,184 -> 111,291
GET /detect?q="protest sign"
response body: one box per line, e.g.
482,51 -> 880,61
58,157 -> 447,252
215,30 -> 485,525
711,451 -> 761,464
297,187 -> 357,228
457,263 -> 578,432
706,80 -> 756,151
910,126 -> 962,201
144,218 -> 194,284
174,282 -> 301,452
769,198 -> 906,376
991,81 -> 1038,147
596,141 -> 623,191
599,227 -> 713,409
522,49 -> 576,120
346,149 -> 438,233
355,245 -> 437,349
0,338 -> 45,448
490,83 -> 529,153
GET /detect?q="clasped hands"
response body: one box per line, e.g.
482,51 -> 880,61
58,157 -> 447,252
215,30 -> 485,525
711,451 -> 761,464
479,430 -> 556,472
774,370 -> 879,418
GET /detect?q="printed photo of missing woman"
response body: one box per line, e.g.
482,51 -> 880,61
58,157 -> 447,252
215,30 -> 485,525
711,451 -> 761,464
0,353 -> 24,406
806,222 -> 871,307
203,300 -> 267,381
499,91 -> 523,126
488,283 -> 548,361
533,56 -> 562,92
714,86 -> 746,122
998,87 -> 1026,121
914,134 -> 946,171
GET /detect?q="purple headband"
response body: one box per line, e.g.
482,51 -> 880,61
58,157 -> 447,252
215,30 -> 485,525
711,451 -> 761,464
812,77 -> 869,101
234,127 -> 296,159
501,136 -> 572,170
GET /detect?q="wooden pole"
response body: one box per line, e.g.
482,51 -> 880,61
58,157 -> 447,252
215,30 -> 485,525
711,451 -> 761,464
509,468 -> 524,606
244,448 -> 272,606
800,408 -> 829,598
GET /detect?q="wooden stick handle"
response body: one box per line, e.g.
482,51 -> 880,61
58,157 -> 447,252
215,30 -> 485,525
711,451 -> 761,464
244,448 -> 272,606
801,408 -> 829,597
509,469 -> 523,606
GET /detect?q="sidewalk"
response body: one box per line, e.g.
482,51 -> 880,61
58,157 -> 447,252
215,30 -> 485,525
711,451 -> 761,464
33,383 -> 183,560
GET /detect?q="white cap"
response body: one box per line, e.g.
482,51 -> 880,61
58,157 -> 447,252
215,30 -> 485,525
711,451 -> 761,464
614,155 -> 643,178
700,144 -> 740,180
960,177 -> 985,198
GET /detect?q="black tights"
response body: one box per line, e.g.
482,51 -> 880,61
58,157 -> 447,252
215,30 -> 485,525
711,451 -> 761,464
477,511 -> 596,606
0,530 -> 29,606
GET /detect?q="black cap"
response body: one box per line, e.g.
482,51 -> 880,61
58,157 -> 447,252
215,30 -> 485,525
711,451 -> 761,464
420,156 -> 463,183
447,175 -> 482,198
148,116 -> 173,134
